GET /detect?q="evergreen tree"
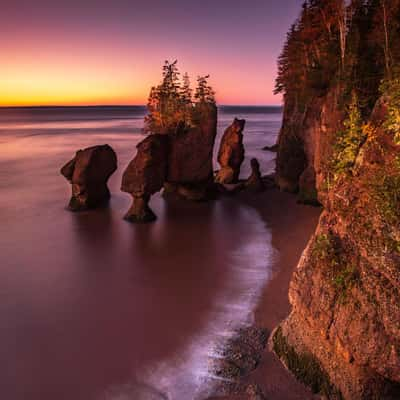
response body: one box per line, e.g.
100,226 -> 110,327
181,72 -> 193,123
143,61 -> 215,134
181,72 -> 193,104
194,75 -> 216,104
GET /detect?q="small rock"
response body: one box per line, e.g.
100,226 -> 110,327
262,143 -> 278,152
245,158 -> 265,192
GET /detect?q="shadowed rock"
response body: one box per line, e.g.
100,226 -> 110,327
61,144 -> 117,211
262,143 -> 278,152
245,158 -> 265,192
209,326 -> 268,399
215,118 -> 246,184
121,134 -> 168,223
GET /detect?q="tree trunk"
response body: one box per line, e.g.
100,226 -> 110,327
381,0 -> 391,77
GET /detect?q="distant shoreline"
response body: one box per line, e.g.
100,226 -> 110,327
0,105 -> 283,110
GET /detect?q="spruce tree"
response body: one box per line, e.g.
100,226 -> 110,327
144,62 -> 215,134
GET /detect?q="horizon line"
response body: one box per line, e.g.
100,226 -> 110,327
0,103 -> 283,109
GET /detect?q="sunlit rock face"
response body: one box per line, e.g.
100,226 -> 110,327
166,103 -> 218,201
121,134 -> 168,223
215,118 -> 246,184
61,144 -> 117,211
121,103 -> 218,222
272,92 -> 400,399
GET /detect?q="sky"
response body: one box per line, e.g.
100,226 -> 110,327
0,0 -> 303,106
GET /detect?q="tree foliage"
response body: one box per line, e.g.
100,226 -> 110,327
277,0 -> 400,185
144,61 -> 216,134
276,0 -> 400,115
331,92 -> 366,177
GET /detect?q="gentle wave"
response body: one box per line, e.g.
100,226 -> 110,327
100,205 -> 275,400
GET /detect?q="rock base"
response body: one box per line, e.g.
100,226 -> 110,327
68,183 -> 111,211
215,167 -> 239,185
123,196 -> 157,223
163,181 -> 217,202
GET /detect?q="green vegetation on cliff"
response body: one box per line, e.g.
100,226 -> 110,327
275,0 -> 400,196
273,2 -> 400,399
312,233 -> 360,302
272,326 -> 343,399
381,78 -> 400,144
330,93 -> 367,179
276,0 -> 400,116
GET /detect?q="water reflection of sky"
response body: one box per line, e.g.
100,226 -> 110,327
0,107 -> 281,400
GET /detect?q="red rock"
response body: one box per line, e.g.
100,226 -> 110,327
121,134 -> 168,223
245,158 -> 265,192
61,144 -> 117,211
216,118 -> 246,184
272,91 -> 400,399
166,103 -> 218,200
121,104 -> 218,222
167,104 -> 217,182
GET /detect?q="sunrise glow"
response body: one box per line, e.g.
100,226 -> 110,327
0,0 -> 303,107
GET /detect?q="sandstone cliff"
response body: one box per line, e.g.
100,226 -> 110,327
271,2 -> 400,397
272,87 -> 400,399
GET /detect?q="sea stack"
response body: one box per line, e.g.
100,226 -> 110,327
121,62 -> 219,222
245,158 -> 265,192
165,102 -> 218,201
215,118 -> 246,184
121,134 -> 168,223
60,144 -> 117,211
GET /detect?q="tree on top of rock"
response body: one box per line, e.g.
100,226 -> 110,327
144,61 -> 216,134
194,75 -> 216,104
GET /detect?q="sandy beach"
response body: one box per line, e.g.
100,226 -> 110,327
209,187 -> 321,400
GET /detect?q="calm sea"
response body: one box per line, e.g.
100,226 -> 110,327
0,106 -> 281,400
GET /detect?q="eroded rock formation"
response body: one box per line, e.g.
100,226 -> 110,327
244,158 -> 265,192
121,104 -> 218,222
272,90 -> 400,399
61,144 -> 117,211
215,118 -> 246,184
121,134 -> 168,223
166,103 -> 218,200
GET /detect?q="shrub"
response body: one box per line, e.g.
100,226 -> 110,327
330,93 -> 367,178
381,78 -> 400,145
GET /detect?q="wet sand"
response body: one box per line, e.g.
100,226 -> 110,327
209,188 -> 321,400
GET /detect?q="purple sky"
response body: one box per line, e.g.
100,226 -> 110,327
1,0 -> 304,105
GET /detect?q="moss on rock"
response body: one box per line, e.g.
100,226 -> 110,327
272,326 -> 343,399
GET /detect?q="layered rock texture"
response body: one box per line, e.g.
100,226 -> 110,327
165,103 -> 218,200
272,88 -> 400,399
215,118 -> 246,184
271,3 -> 400,397
61,144 -> 117,211
121,134 -> 168,222
122,104 -> 218,221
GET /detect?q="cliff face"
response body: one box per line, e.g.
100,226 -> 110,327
275,88 -> 344,205
273,88 -> 400,399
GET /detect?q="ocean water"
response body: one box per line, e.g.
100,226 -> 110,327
0,106 -> 282,400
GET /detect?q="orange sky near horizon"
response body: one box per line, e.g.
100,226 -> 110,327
0,0 -> 303,107
1,44 -> 281,106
